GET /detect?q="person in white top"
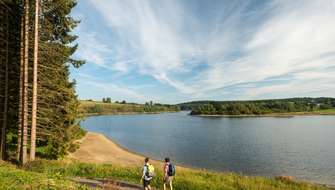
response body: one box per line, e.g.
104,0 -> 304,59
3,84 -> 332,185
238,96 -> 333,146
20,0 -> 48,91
141,157 -> 152,190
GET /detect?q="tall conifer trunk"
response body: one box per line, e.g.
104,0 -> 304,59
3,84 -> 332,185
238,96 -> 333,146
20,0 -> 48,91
20,0 -> 29,165
17,11 -> 24,161
30,0 -> 39,161
1,8 -> 9,160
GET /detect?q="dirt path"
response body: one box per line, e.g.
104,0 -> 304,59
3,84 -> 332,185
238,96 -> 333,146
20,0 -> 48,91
72,177 -> 148,190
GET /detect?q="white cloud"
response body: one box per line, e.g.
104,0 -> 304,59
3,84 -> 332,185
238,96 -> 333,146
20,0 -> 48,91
77,73 -> 149,102
75,33 -> 109,66
79,0 -> 335,100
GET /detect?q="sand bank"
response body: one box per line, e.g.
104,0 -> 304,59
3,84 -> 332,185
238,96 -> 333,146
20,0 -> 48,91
69,132 -> 171,169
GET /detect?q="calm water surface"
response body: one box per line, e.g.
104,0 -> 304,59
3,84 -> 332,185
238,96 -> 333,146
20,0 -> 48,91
80,112 -> 335,185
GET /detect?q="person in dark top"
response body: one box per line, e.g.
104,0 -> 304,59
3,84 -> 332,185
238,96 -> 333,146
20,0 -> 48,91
163,157 -> 175,190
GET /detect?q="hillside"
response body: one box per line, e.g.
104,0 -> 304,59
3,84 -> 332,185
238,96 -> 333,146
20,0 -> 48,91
78,100 -> 180,116
179,97 -> 335,115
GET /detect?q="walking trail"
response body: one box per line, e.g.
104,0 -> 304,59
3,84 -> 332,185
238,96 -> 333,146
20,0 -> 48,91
72,177 -> 149,190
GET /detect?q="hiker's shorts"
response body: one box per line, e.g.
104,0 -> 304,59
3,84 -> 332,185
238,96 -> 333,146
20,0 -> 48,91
143,179 -> 151,188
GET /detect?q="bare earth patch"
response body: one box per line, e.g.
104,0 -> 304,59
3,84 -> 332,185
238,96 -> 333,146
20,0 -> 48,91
69,132 -> 164,167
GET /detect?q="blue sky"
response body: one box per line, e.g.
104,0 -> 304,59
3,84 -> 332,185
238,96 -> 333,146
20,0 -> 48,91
70,0 -> 335,104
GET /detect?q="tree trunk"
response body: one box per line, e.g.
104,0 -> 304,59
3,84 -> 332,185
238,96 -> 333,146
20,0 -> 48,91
20,0 -> 29,165
1,8 -> 9,160
30,0 -> 39,161
17,10 -> 24,162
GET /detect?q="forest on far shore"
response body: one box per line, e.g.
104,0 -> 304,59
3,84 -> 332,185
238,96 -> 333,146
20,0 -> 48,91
179,97 -> 335,115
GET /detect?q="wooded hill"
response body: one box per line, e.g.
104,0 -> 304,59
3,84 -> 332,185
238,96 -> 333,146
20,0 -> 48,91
0,0 -> 84,164
79,100 -> 180,116
179,97 -> 335,115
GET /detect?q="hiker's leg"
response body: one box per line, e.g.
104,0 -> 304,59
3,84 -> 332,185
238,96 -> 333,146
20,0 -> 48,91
169,179 -> 173,190
148,185 -> 151,190
164,182 -> 167,190
143,179 -> 148,190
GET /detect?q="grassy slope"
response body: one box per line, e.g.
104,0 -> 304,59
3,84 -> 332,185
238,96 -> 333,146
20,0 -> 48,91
0,161 -> 91,190
79,100 -> 142,115
22,159 -> 330,190
261,109 -> 335,116
312,109 -> 335,114
78,100 -> 178,116
265,109 -> 335,116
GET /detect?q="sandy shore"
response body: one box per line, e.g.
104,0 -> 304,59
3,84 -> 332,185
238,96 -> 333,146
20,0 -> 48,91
69,132 -> 167,168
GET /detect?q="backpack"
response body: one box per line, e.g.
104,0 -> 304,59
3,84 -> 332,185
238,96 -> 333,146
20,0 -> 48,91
167,163 -> 175,176
145,164 -> 155,178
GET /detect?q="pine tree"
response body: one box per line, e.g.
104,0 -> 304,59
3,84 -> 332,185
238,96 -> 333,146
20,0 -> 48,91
20,0 -> 29,165
30,0 -> 39,161
0,3 -> 9,160
33,0 -> 84,159
17,8 -> 24,161
1,0 -> 84,161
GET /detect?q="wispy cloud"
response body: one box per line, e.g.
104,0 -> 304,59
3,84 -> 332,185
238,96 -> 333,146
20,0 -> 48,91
72,0 -> 335,102
75,33 -> 109,66
76,73 -> 150,102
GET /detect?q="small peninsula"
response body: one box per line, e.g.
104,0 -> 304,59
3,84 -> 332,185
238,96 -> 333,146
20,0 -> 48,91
179,97 -> 335,116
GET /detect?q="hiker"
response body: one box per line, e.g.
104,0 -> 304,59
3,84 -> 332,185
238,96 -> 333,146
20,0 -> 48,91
141,157 -> 155,190
163,157 -> 175,190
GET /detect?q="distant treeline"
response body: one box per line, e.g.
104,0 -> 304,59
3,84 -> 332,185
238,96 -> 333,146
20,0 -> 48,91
79,100 -> 180,116
179,98 -> 335,115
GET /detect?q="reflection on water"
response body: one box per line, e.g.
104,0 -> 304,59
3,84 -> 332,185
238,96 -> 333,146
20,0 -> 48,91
80,112 -> 335,185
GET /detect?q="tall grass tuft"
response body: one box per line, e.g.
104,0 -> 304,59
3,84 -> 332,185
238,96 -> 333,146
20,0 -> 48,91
23,159 -> 330,190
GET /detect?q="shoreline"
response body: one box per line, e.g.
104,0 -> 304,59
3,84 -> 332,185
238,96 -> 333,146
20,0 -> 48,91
191,112 -> 335,117
79,110 -> 335,118
70,132 -> 335,188
69,132 -> 184,169
78,111 -> 180,118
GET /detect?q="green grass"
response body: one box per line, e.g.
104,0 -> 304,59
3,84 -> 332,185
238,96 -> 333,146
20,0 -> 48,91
1,159 -> 330,189
22,159 -> 331,190
78,100 -> 179,116
78,100 -> 144,116
311,109 -> 335,114
0,161 -> 92,190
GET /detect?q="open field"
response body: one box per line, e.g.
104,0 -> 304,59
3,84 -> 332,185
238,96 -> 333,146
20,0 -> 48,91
78,100 -> 180,116
311,109 -> 335,114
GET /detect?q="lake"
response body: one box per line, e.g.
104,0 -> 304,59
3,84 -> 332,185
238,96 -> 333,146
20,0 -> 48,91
80,111 -> 335,185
